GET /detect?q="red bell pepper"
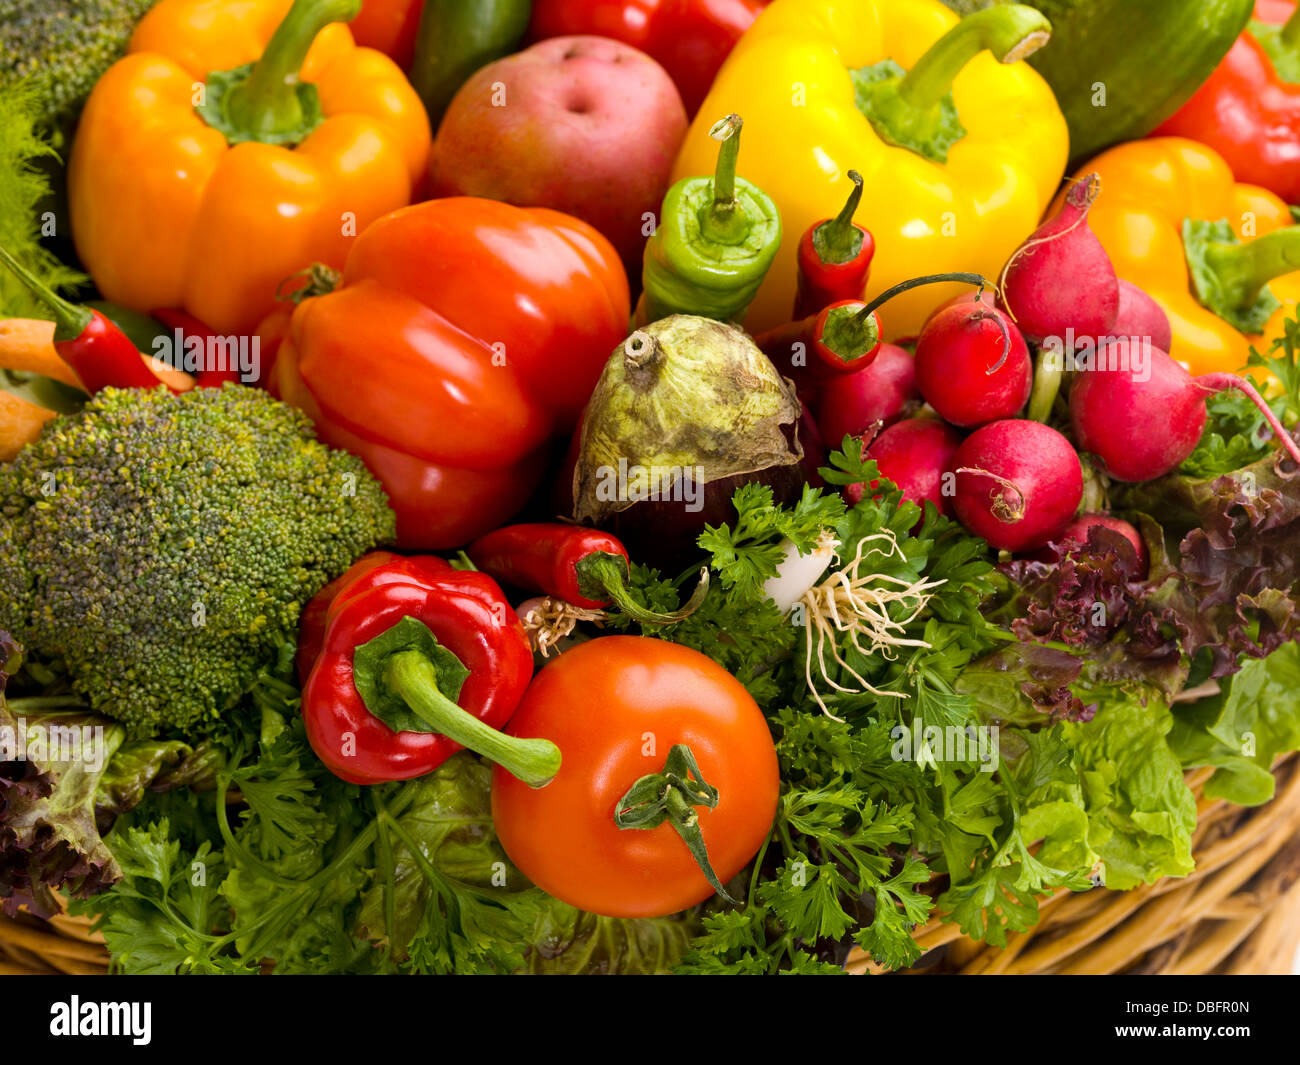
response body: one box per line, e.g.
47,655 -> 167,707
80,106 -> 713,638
272,197 -> 630,550
467,523 -> 708,622
529,0 -> 770,116
793,171 -> 875,319
1155,0 -> 1300,204
301,558 -> 556,786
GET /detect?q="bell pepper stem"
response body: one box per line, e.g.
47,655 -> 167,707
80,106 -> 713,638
0,244 -> 91,342
701,114 -> 749,244
383,650 -> 560,788
813,171 -> 865,265
896,5 -> 1052,113
1201,227 -> 1300,310
575,553 -> 710,625
224,0 -> 361,139
1282,5 -> 1300,50
614,744 -> 738,904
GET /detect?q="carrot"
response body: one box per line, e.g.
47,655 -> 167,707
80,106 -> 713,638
0,391 -> 54,461
0,317 -> 194,393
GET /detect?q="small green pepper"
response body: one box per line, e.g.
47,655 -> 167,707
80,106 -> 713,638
639,114 -> 782,324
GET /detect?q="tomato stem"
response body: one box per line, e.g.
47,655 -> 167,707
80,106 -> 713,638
614,744 -> 738,904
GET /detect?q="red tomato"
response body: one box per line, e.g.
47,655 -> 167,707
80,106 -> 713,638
491,636 -> 779,918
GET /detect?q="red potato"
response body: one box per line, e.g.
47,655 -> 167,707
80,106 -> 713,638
999,172 -> 1119,343
914,303 -> 1032,427
428,36 -> 688,270
949,420 -> 1083,552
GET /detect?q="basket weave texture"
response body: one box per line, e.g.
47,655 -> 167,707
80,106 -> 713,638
3,755 -> 1299,976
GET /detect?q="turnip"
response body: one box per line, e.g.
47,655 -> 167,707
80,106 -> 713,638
848,417 -> 963,516
914,302 -> 1032,427
999,172 -> 1119,343
812,342 -> 918,448
1069,343 -> 1300,482
950,420 -> 1083,552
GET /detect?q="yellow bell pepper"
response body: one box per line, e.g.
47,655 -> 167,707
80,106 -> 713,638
1076,137 -> 1300,378
68,0 -> 431,335
670,0 -> 1068,338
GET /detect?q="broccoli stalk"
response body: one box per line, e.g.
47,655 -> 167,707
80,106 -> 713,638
0,385 -> 397,737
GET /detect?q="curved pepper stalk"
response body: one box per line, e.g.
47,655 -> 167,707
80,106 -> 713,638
354,617 -> 561,788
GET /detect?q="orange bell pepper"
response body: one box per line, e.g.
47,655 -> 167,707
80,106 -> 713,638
1074,137 -> 1300,377
67,0 -> 431,336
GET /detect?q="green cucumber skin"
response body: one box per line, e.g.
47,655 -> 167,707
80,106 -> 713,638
942,0 -> 1254,166
410,0 -> 533,131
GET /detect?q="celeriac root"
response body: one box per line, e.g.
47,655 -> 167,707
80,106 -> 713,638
800,530 -> 946,720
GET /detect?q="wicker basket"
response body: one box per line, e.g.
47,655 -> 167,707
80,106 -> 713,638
4,754 -> 1300,976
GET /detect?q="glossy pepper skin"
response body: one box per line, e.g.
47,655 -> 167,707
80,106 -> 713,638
272,197 -> 631,550
671,0 -> 1067,338
794,171 -> 875,319
1155,1 -> 1300,205
68,0 -> 431,336
529,0 -> 769,116
756,299 -> 882,393
302,565 -> 536,785
350,0 -> 425,69
1076,137 -> 1300,377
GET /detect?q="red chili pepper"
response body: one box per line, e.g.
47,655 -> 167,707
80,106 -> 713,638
793,170 -> 875,319
301,560 -> 554,786
150,307 -> 246,389
755,298 -> 882,394
467,523 -> 709,623
1155,1 -> 1300,206
0,244 -> 172,394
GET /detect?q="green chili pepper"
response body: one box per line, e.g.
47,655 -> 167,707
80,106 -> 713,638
639,114 -> 782,324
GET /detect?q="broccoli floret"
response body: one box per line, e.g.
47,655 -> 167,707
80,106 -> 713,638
0,385 -> 396,738
0,0 -> 157,135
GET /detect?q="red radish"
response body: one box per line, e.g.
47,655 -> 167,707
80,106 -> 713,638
1069,343 -> 1300,482
847,417 -> 963,515
813,343 -> 917,448
949,420 -> 1083,552
999,173 -> 1119,342
1028,513 -> 1149,579
1074,279 -> 1172,356
923,286 -> 995,329
914,302 -> 1032,427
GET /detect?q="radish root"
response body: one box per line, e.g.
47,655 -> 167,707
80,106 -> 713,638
955,465 -> 1027,522
799,530 -> 947,720
519,597 -> 607,657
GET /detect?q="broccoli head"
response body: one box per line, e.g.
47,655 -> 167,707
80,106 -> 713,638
0,385 -> 396,738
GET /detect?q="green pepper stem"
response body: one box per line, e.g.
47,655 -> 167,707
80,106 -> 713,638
701,114 -> 749,245
895,5 -> 1052,113
614,744 -> 738,904
0,244 -> 91,342
575,554 -> 710,625
820,304 -> 879,363
224,0 -> 360,140
813,171 -> 865,265
383,650 -> 560,788
1282,5 -> 1300,50
1202,227 -> 1300,310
